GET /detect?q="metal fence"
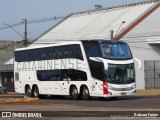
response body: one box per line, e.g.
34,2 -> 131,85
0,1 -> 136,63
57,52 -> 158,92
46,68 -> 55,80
144,61 -> 160,89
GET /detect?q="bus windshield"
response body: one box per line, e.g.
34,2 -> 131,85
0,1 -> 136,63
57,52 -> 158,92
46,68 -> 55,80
104,63 -> 135,84
100,43 -> 132,59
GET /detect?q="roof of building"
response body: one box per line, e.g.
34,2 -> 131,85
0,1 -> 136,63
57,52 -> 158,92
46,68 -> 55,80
31,0 -> 160,46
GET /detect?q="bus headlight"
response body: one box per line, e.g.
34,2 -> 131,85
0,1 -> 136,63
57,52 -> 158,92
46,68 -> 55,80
131,84 -> 136,89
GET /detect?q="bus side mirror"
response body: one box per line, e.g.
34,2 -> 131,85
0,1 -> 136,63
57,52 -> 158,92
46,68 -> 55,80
134,58 -> 141,70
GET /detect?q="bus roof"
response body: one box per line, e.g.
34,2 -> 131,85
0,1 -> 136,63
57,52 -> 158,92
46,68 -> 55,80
15,39 -> 127,51
82,39 -> 126,44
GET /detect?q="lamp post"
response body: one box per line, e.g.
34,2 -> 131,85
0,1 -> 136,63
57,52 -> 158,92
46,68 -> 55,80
114,21 -> 125,39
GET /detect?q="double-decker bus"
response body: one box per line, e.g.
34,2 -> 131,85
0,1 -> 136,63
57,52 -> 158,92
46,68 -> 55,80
14,40 -> 138,100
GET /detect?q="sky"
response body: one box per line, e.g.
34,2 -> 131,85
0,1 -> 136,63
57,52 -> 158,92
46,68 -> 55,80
0,0 -> 145,41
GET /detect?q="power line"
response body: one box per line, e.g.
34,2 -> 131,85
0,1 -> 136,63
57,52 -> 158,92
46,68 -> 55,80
0,22 -> 22,30
27,16 -> 64,24
0,16 -> 65,31
3,23 -> 24,39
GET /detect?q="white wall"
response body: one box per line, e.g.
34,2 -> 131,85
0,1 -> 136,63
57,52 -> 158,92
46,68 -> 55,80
122,7 -> 160,89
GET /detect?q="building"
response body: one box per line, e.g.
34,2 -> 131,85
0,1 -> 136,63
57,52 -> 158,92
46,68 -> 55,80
0,40 -> 23,91
2,0 -> 160,90
32,0 -> 160,89
0,40 -> 15,91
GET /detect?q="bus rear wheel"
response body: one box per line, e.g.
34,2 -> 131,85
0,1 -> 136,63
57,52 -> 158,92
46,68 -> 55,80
70,86 -> 79,100
81,86 -> 90,100
32,86 -> 39,98
25,86 -> 32,97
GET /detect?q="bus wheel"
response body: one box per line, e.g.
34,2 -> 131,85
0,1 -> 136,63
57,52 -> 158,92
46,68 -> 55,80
71,86 -> 79,100
81,86 -> 90,100
32,86 -> 39,98
25,86 -> 32,97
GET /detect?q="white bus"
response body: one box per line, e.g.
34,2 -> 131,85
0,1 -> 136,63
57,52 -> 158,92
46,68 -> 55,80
14,40 -> 138,100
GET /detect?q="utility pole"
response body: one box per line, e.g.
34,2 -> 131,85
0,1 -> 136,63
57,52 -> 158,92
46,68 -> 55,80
23,18 -> 28,47
110,30 -> 114,40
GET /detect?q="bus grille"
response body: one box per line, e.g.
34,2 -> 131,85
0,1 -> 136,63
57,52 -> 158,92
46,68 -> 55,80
110,87 -> 134,91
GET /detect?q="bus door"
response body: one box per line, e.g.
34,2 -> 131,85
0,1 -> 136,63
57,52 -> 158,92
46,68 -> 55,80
51,70 -> 63,95
50,70 -> 70,95
54,81 -> 63,95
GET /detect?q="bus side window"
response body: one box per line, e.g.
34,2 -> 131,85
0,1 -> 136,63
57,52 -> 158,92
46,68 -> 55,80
56,45 -> 83,60
37,70 -> 51,81
36,48 -> 50,60
49,47 -> 57,59
71,45 -> 83,60
74,70 -> 87,81
26,49 -> 36,61
56,47 -> 63,59
66,69 -> 87,81
83,42 -> 100,57
37,69 -> 87,81
15,50 -> 27,62
51,70 -> 62,81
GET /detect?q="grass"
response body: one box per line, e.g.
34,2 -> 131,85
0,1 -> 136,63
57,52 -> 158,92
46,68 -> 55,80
0,97 -> 39,104
136,89 -> 160,96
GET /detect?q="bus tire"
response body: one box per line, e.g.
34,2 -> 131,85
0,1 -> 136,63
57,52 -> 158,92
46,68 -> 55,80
32,86 -> 39,98
81,86 -> 90,100
70,86 -> 79,100
25,85 -> 32,97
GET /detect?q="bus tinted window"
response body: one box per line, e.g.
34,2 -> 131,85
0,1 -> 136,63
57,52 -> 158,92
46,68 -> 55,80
37,69 -> 87,81
100,43 -> 132,60
83,42 -> 101,57
37,47 -> 51,60
15,50 -> 26,62
26,49 -> 36,61
57,45 -> 83,60
15,44 -> 83,62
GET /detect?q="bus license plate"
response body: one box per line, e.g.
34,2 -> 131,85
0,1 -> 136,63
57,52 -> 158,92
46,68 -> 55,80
121,92 -> 126,96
